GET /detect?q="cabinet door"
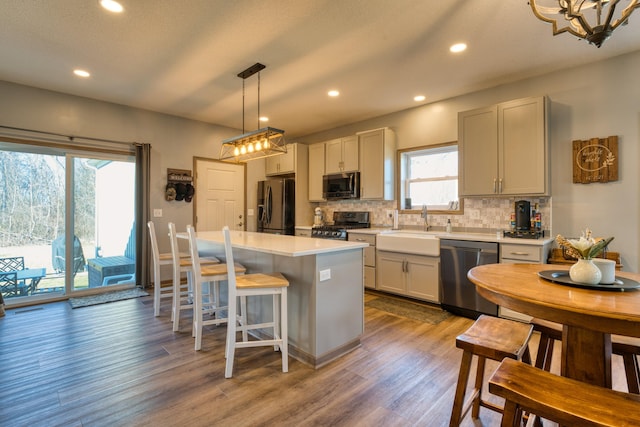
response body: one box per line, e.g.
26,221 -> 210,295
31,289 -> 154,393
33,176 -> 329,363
341,135 -> 359,172
325,136 -> 359,174
265,144 -> 296,176
325,138 -> 344,174
308,143 -> 325,201
499,97 -> 547,195
359,130 -> 384,199
405,255 -> 440,302
376,251 -> 405,295
459,106 -> 498,196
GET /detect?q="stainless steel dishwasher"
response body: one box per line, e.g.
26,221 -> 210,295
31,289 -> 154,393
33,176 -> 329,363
440,239 -> 499,318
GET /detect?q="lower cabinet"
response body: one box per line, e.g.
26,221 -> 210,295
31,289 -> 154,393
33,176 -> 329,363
376,250 -> 439,303
499,241 -> 551,322
348,232 -> 376,289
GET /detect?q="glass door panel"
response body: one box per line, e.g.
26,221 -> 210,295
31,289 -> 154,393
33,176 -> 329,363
0,150 -> 66,301
71,156 -> 136,292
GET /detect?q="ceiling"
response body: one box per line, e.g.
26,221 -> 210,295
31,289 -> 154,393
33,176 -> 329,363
1,1 -> 640,138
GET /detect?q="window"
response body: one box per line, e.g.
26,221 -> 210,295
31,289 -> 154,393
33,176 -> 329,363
397,141 -> 463,214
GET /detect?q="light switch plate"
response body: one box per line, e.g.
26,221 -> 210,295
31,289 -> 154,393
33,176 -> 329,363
153,209 -> 162,218
319,269 -> 331,281
247,208 -> 254,216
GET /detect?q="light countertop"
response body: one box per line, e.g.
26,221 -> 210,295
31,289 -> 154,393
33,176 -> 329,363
348,227 -> 554,246
193,230 -> 368,257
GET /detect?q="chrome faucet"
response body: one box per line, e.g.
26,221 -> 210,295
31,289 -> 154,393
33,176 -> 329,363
421,205 -> 430,231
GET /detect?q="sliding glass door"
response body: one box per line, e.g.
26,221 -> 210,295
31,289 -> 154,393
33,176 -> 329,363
0,141 -> 136,305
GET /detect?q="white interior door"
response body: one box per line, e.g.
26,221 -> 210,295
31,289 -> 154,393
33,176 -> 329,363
194,159 -> 245,231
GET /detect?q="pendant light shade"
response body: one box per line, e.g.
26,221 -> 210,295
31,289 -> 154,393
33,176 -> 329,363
529,0 -> 640,48
219,63 -> 287,162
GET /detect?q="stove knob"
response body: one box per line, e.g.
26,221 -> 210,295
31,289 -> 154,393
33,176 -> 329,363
332,231 -> 341,238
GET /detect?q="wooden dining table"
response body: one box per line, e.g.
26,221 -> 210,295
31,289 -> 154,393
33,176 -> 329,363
468,263 -> 640,389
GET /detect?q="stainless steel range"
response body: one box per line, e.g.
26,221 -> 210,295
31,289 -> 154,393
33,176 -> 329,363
311,211 -> 370,240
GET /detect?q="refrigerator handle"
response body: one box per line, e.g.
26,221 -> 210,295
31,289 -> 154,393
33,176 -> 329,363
266,185 -> 272,224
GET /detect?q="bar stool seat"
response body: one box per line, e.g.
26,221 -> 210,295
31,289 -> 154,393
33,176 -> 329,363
449,315 -> 533,426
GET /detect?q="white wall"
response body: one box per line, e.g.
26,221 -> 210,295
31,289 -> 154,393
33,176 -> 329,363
295,51 -> 640,272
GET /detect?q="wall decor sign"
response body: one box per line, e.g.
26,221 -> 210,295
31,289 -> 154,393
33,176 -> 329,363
166,168 -> 194,202
572,136 -> 618,184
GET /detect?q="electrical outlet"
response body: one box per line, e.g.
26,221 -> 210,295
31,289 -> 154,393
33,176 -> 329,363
319,269 -> 331,281
386,210 -> 393,219
247,208 -> 254,216
153,209 -> 162,218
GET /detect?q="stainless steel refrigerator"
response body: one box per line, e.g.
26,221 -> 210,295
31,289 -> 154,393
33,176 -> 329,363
257,178 -> 295,235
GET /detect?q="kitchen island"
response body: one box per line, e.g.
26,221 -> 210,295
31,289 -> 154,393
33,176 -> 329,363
192,230 -> 368,368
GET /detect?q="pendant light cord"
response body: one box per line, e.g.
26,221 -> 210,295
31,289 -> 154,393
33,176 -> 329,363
257,71 -> 261,130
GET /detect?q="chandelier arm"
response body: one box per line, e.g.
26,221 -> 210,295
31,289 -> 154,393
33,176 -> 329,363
603,1 -> 620,29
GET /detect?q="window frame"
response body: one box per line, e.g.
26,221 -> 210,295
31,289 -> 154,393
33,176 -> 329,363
396,141 -> 464,215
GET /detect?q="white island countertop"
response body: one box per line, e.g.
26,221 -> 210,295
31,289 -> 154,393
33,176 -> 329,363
194,230 -> 368,257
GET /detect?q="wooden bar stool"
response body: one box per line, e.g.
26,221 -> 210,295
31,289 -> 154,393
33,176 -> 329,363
489,358 -> 640,427
449,315 -> 533,426
221,226 -> 289,378
185,225 -> 246,351
532,318 -> 640,394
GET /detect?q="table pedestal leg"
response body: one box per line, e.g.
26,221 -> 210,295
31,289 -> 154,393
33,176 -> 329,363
561,325 -> 612,388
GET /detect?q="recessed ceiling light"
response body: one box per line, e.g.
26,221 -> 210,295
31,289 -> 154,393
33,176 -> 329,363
414,95 -> 426,102
99,0 -> 124,13
450,43 -> 467,53
259,116 -> 269,122
73,69 -> 91,78
328,90 -> 340,97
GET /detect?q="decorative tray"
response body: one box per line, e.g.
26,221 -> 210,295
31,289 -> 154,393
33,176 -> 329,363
538,270 -> 640,291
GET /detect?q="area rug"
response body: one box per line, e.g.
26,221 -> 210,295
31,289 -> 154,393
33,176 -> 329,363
69,288 -> 149,309
366,294 -> 451,324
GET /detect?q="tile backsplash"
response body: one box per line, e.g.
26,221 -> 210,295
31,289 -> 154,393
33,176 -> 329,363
318,197 -> 551,234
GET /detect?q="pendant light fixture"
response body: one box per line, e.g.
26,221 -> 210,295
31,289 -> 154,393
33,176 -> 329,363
529,0 -> 640,48
219,63 -> 287,162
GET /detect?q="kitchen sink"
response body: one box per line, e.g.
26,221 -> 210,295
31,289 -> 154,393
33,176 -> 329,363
376,231 -> 440,256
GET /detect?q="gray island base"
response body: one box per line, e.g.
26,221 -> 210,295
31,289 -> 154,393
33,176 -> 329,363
192,231 -> 367,368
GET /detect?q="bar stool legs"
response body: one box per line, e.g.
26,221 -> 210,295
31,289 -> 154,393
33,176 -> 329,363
449,315 -> 533,427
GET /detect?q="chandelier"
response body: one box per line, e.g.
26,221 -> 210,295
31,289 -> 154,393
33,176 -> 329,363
219,63 -> 287,162
529,0 -> 640,48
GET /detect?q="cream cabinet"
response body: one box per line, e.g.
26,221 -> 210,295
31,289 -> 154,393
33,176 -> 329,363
348,232 -> 376,289
376,250 -> 439,303
499,241 -> 552,322
265,143 -> 296,176
308,142 -> 325,201
358,128 -> 396,200
295,227 -> 312,237
459,96 -> 548,197
325,135 -> 359,174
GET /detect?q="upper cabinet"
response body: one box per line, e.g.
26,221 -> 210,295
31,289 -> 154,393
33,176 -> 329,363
325,135 -> 359,174
265,143 -> 296,176
358,128 -> 396,200
459,96 -> 549,197
308,142 -> 325,202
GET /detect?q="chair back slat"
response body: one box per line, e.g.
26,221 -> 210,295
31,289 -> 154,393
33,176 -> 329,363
0,257 -> 25,272
0,271 -> 19,296
222,226 -> 237,301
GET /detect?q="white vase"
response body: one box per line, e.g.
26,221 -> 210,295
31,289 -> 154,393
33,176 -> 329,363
569,258 -> 602,285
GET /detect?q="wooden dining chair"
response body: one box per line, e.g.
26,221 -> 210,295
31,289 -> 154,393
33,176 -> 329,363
185,225 -> 246,351
221,226 -> 289,378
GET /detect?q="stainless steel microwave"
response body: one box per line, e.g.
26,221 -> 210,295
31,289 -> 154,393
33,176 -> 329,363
323,172 -> 360,200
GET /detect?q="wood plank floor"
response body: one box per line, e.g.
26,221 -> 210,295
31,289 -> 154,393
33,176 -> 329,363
0,293 -> 630,426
